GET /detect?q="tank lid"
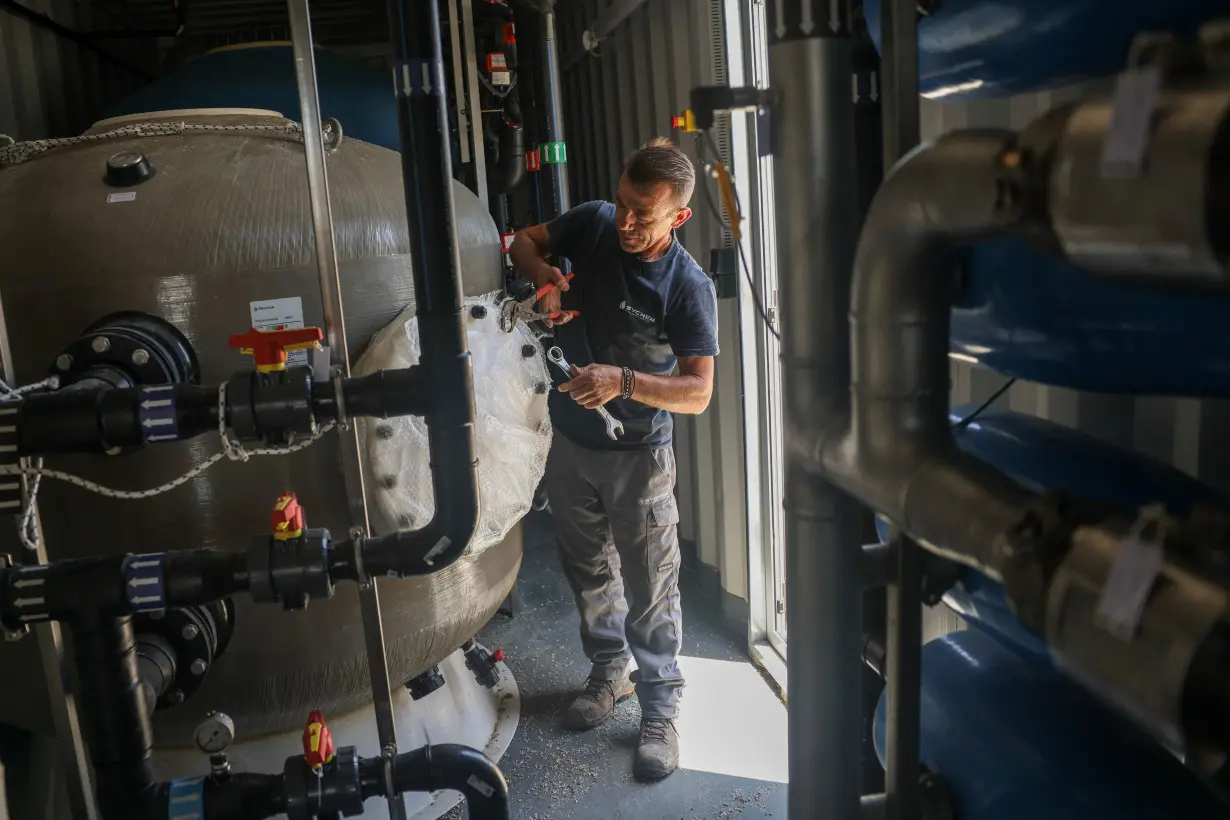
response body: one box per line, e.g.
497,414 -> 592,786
90,108 -> 287,130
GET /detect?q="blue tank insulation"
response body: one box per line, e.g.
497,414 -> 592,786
103,44 -> 402,151
952,239 -> 1230,397
875,405 -> 1226,662
863,0 -> 1228,100
873,631 -> 1228,820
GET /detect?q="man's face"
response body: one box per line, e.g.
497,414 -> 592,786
614,173 -> 692,255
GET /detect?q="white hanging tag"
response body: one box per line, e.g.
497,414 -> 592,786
1095,503 -> 1169,642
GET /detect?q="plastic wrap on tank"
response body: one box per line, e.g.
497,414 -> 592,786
873,631 -> 1229,820
863,0 -> 1228,100
356,292 -> 551,549
951,239 -> 1230,396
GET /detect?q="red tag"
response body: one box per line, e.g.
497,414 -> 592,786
485,53 -> 508,71
526,149 -> 541,172
501,232 -> 516,253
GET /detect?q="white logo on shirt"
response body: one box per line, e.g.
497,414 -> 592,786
620,300 -> 655,323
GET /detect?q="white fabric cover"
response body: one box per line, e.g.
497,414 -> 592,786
355,291 -> 552,554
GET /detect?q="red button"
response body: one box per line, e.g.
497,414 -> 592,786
492,649 -> 505,663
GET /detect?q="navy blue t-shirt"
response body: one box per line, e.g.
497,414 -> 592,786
545,200 -> 720,450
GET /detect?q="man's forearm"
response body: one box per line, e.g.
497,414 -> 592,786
509,234 -> 553,286
630,371 -> 712,415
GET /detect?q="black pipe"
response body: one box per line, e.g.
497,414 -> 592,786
0,0 -> 154,80
15,365 -> 427,456
488,123 -> 527,194
70,616 -> 158,819
134,633 -> 177,715
376,0 -> 480,577
385,744 -> 510,819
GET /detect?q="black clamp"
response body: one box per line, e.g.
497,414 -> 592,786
999,492 -> 1101,632
462,639 -> 503,689
407,665 -> 447,700
284,746 -> 364,820
226,366 -> 316,447
0,555 -> 30,642
247,528 -> 334,611
134,600 -> 234,709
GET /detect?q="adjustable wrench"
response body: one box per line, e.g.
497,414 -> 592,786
546,346 -> 625,441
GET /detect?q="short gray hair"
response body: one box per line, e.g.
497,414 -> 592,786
623,136 -> 696,207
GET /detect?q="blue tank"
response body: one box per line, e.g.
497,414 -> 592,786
876,405 -> 1226,662
951,239 -> 1230,397
103,44 -> 401,151
863,0 -> 1228,100
873,631 -> 1229,820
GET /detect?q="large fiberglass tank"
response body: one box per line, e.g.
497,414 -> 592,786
104,43 -> 401,151
0,109 -> 521,745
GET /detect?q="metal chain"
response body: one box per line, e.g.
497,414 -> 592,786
0,120 -> 308,168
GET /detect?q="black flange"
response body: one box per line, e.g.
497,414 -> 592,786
135,599 -> 234,710
50,311 -> 200,390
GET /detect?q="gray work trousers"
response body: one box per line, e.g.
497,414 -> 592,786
544,432 -> 685,720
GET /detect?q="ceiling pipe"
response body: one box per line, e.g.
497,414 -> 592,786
562,0 -> 650,70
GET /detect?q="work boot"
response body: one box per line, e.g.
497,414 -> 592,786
634,717 -> 680,782
562,675 -> 634,730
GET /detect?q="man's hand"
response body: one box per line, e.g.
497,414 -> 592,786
559,363 -> 622,409
537,265 -> 575,328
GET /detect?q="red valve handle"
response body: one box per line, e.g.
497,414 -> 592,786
271,492 -> 305,541
228,326 -> 324,373
303,709 -> 336,771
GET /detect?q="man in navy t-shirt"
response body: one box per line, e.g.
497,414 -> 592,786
509,137 -> 719,781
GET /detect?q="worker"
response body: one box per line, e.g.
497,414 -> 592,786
509,137 -> 718,781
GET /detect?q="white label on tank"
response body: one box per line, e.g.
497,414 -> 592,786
249,296 -> 309,367
490,70 -> 512,86
106,192 -> 137,203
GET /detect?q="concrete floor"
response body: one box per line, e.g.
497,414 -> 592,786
445,510 -> 788,820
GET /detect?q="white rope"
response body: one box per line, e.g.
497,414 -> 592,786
0,120 -> 307,167
0,379 -> 335,549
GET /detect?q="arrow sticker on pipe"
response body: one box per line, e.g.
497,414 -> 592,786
168,777 -> 204,820
138,385 -> 179,444
124,552 -> 166,613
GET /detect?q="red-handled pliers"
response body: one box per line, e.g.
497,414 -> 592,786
499,272 -> 580,332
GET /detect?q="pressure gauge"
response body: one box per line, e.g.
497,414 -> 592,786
193,712 -> 236,755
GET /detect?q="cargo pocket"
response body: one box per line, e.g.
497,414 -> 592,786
645,494 -> 680,574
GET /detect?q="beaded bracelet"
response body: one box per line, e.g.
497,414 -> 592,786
621,366 -> 636,400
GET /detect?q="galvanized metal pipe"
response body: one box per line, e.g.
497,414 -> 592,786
541,8 -> 571,217
768,3 -> 864,817
285,3 -> 404,818
879,3 -> 923,817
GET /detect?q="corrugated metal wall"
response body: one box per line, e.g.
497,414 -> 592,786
1,1 -> 155,140
556,0 -> 752,600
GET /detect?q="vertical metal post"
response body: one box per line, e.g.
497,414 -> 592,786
285,3 -> 406,819
447,0 -> 473,166
880,3 -> 922,819
768,2 -> 863,819
540,7 -> 571,217
880,0 -> 920,165
460,0 -> 490,207
0,291 -> 98,819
